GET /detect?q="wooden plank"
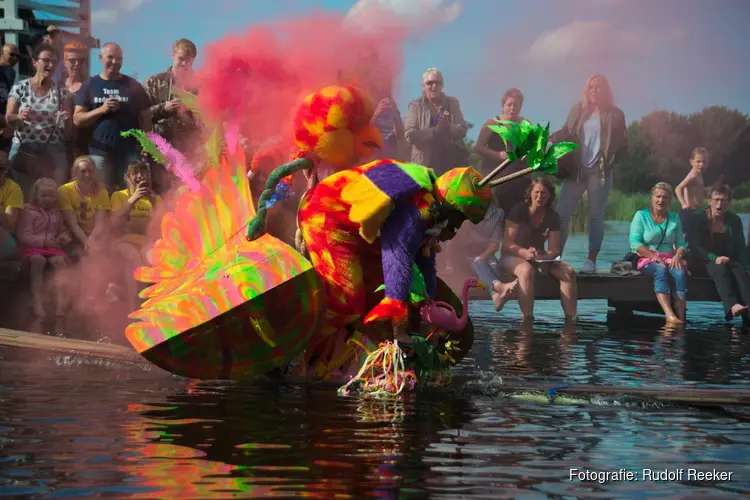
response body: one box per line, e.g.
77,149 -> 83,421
441,271 -> 722,304
0,328 -> 143,363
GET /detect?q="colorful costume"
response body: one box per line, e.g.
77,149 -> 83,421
121,81 -> 576,394
297,160 -> 492,347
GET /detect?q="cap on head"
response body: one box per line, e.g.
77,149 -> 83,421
64,41 -> 87,55
435,167 -> 492,224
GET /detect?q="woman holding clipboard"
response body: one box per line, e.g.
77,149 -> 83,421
500,177 -> 578,324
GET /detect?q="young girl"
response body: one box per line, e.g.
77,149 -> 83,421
16,177 -> 73,317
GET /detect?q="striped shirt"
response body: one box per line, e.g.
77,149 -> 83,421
472,202 -> 504,243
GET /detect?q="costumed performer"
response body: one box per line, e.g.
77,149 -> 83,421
297,160 -> 492,368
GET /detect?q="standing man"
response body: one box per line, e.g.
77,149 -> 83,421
144,39 -> 202,193
73,43 -> 151,192
0,44 -> 20,153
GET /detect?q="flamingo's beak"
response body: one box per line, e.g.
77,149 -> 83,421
476,280 -> 487,289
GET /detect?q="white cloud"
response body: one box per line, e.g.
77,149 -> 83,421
345,0 -> 463,31
522,20 -> 684,64
122,0 -> 149,11
91,9 -> 118,25
92,0 -> 150,25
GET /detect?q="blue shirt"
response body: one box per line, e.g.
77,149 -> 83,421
75,74 -> 149,155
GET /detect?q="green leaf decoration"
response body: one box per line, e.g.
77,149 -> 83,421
489,119 -> 579,177
121,129 -> 167,165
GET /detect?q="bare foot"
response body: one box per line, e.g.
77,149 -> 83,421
666,315 -> 684,325
730,304 -> 748,317
492,280 -> 518,312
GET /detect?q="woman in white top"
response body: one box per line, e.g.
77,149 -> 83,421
5,44 -> 72,195
553,74 -> 628,274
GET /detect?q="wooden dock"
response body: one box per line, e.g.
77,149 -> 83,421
0,327 -> 144,364
443,270 -> 722,316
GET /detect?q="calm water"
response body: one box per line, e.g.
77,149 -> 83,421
2,222 -> 750,499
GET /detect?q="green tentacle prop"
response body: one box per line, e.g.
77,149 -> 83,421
246,158 -> 313,242
477,120 -> 579,188
121,129 -> 167,165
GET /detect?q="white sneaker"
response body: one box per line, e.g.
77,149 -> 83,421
581,259 -> 596,274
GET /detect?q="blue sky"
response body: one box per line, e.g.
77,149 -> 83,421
83,0 -> 750,139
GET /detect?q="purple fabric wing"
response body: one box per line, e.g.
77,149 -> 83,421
380,203 -> 425,302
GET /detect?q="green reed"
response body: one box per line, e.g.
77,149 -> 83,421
566,191 -> 750,233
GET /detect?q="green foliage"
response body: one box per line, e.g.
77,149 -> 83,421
568,189 -> 750,233
615,106 -> 750,190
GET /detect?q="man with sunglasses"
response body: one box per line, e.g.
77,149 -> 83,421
0,44 -> 20,153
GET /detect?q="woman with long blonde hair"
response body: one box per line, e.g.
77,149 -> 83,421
554,74 -> 628,274
57,155 -> 110,259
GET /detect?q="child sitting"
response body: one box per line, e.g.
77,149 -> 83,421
16,178 -> 73,317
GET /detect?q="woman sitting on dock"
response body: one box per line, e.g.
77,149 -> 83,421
687,183 -> 750,323
468,201 -> 518,311
500,177 -> 578,323
628,182 -> 687,324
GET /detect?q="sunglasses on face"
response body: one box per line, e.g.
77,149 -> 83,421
425,80 -> 442,86
36,57 -> 57,66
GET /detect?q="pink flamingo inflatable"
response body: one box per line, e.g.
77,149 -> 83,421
420,277 -> 486,332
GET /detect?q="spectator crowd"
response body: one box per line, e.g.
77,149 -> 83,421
1,29 -> 748,333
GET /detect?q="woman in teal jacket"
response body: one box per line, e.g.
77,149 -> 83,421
629,182 -> 687,324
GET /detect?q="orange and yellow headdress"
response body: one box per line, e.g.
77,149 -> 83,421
292,85 -> 382,169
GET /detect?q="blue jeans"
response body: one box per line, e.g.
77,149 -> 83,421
89,151 -> 141,192
471,255 -> 502,299
640,263 -> 687,300
9,141 -> 69,195
556,167 -> 613,254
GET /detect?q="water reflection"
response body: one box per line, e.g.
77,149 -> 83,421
1,222 -> 750,498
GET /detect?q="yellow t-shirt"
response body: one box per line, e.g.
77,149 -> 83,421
0,178 -> 23,215
111,189 -> 161,246
57,181 -> 111,236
